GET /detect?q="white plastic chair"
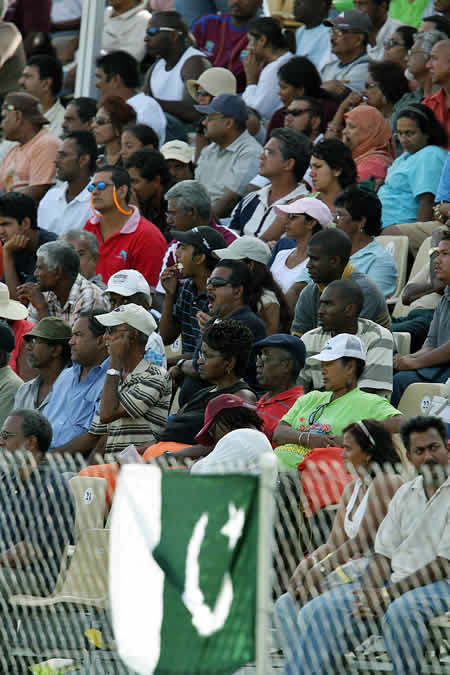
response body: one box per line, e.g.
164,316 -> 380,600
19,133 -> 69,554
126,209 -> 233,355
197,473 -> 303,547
376,235 -> 409,305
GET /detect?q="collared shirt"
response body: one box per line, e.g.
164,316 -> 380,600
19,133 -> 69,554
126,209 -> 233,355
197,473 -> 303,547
173,278 -> 209,354
0,365 -> 23,428
367,15 -> 403,61
14,373 -> 59,413
195,130 -> 262,202
375,476 -> 450,584
296,24 -> 332,71
257,385 -> 304,447
424,285 -> 450,349
37,182 -> 92,236
292,263 -> 392,336
0,466 -> 75,593
424,87 -> 450,150
0,128 -> 61,192
84,206 -> 167,288
45,99 -> 66,138
29,273 -> 109,325
46,359 -> 109,448
320,51 -> 370,93
90,359 -> 172,459
230,182 -> 309,237
299,318 -> 394,394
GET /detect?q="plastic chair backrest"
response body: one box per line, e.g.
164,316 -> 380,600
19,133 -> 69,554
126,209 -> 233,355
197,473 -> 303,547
376,235 -> 409,302
392,237 -> 431,318
397,382 -> 446,418
69,476 -> 107,540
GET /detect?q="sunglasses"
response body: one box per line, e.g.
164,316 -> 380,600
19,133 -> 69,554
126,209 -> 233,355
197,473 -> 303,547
384,39 -> 404,49
284,108 -> 311,117
287,212 -> 306,220
2,104 -> 19,113
94,116 -> 111,125
146,26 -> 178,36
206,276 -> 233,288
0,430 -> 18,440
87,181 -> 115,192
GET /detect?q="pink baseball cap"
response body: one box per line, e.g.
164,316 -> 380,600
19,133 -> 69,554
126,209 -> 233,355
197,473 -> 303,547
195,394 -> 257,446
274,197 -> 333,227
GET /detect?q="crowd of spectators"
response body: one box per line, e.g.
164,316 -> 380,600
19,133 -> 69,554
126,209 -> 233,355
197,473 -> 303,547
0,0 -> 447,671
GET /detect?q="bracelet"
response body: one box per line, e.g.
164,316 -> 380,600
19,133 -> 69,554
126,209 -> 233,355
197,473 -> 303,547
298,430 -> 305,445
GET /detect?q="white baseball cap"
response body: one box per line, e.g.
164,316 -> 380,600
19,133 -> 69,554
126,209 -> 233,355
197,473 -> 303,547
214,236 -> 271,266
310,333 -> 367,362
160,140 -> 194,165
105,270 -> 151,301
275,197 -> 333,227
96,304 -> 157,336
0,283 -> 28,321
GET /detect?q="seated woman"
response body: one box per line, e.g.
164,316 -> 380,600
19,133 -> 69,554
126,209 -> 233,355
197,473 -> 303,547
272,333 -> 403,470
364,61 -> 410,124
121,123 -> 159,164
275,418 -> 404,672
379,104 -> 448,233
270,197 -> 333,295
334,185 -> 398,298
242,17 -> 293,121
308,139 -> 357,214
383,26 -> 417,69
214,236 -> 291,334
93,96 -> 136,168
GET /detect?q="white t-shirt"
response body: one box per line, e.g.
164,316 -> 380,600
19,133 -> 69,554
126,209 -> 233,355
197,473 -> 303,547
103,2 -> 151,63
191,429 -> 274,475
51,0 -> 83,23
127,92 -> 167,146
270,248 -> 308,294
242,51 -> 293,120
37,182 -> 92,236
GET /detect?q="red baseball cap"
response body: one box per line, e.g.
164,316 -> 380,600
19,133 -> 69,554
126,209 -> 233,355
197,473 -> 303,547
195,394 -> 257,446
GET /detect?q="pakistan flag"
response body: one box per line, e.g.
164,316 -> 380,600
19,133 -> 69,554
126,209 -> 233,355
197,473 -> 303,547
110,465 -> 260,674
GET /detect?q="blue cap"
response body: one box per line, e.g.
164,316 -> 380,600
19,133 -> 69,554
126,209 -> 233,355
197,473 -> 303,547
254,334 -> 306,365
194,94 -> 248,123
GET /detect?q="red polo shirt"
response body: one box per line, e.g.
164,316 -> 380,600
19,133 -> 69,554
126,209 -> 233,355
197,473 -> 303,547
257,385 -> 304,448
84,207 -> 167,289
423,88 -> 450,150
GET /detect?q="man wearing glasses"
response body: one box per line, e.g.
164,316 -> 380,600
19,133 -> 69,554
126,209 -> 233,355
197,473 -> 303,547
284,97 -> 323,144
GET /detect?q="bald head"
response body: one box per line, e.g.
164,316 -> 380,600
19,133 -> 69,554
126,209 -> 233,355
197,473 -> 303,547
428,39 -> 450,84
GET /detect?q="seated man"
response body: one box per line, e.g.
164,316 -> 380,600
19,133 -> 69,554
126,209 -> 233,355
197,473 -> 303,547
157,179 -> 237,292
294,0 -> 332,70
63,229 -> 106,290
192,0 -> 262,93
291,228 -> 391,336
229,129 -> 310,241
0,192 -> 57,300
159,226 -> 227,367
0,323 -> 23,428
161,141 -> 195,184
19,55 -> 65,137
0,408 -> 75,670
194,94 -> 262,218
392,231 -> 450,405
0,92 -> 60,203
254,334 -> 306,447
17,240 -> 108,325
61,97 -> 97,137
300,279 -> 393,397
45,311 -> 109,455
83,165 -> 167,288
104,269 -> 166,368
90,304 -> 172,462
275,414 -> 450,675
14,317 -> 72,413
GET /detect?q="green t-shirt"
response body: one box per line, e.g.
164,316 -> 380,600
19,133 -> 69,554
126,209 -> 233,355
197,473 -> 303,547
281,388 -> 400,437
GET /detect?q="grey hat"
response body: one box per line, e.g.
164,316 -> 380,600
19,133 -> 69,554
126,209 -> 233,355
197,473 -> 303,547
324,9 -> 373,34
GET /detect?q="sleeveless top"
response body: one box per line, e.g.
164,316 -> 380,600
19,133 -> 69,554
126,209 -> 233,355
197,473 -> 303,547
150,46 -> 205,101
344,479 -> 370,539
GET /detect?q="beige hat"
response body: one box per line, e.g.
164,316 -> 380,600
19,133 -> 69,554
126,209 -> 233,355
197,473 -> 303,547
187,68 -> 237,102
214,236 -> 272,266
160,140 -> 194,165
96,303 -> 157,336
0,283 -> 28,321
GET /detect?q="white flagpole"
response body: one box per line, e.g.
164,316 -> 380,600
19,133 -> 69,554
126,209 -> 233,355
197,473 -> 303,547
75,0 -> 104,98
256,454 -> 277,675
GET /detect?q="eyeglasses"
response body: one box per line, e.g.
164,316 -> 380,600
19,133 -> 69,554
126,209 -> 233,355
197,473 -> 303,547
206,276 -> 233,288
2,104 -> 18,113
407,48 -> 428,57
287,212 -> 305,220
93,116 -> 111,125
330,27 -> 353,37
87,181 -> 115,192
384,39 -> 404,49
394,130 -> 417,140
284,108 -> 311,117
206,113 -> 225,121
308,402 -> 330,426
334,211 -> 350,222
365,82 -> 379,89
0,430 -> 18,441
196,88 -> 211,98
146,26 -> 178,36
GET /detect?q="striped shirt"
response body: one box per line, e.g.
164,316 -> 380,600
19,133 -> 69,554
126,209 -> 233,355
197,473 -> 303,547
299,319 -> 394,395
173,279 -> 209,354
29,273 -> 109,325
90,359 -> 172,459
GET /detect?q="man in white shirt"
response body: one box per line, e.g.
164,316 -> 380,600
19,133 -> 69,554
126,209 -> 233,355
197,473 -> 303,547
95,51 -> 167,146
37,131 -> 95,236
275,414 -> 450,675
19,55 -> 65,137
294,0 -> 333,71
354,0 -> 403,61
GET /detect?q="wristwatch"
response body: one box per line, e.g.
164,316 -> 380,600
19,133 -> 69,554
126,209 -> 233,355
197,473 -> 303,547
107,368 -> 121,376
176,358 -> 186,371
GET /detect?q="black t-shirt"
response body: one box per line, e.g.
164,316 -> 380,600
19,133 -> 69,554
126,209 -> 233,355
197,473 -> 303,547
13,228 -> 58,285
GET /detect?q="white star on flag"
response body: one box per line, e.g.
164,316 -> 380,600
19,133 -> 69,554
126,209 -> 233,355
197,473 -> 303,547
220,503 -> 245,550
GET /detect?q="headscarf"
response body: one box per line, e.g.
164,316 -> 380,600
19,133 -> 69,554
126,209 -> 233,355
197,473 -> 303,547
344,105 -> 396,166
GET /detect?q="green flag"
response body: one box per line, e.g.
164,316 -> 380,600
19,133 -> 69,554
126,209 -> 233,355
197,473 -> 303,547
110,465 -> 260,674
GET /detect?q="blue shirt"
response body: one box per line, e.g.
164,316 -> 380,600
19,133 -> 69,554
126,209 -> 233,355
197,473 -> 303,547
295,24 -> 332,71
46,359 -> 109,448
435,150 -> 450,203
379,145 -> 447,228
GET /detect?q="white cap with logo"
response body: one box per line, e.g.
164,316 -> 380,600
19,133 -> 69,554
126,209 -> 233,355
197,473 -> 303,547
310,333 -> 367,362
96,304 -> 157,336
105,270 -> 151,301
